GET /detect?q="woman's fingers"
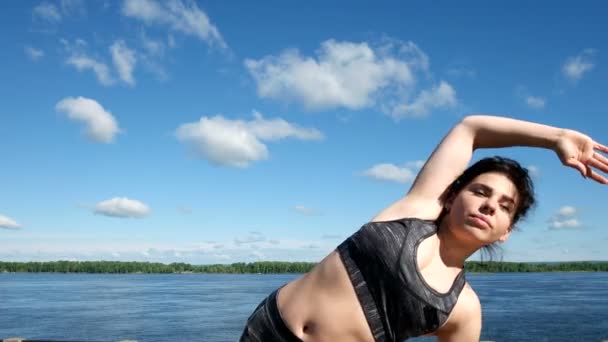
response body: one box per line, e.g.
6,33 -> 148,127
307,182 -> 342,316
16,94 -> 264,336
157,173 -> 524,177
586,168 -> 608,184
594,142 -> 608,153
567,158 -> 588,177
589,159 -> 608,174
594,151 -> 608,166
592,152 -> 608,172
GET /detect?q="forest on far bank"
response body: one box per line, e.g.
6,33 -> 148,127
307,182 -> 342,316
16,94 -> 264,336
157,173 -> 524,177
1,260 -> 608,274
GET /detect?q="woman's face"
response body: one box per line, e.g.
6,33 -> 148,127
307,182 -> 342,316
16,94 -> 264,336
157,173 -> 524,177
447,172 -> 519,246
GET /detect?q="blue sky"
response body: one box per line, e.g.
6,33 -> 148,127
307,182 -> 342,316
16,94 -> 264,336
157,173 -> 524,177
1,0 -> 607,264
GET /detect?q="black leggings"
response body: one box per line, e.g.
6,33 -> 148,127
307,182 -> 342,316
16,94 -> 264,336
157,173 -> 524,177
239,287 -> 303,342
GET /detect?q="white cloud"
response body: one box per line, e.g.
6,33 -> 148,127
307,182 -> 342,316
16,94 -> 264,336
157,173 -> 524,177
406,160 -> 425,169
245,39 -> 456,118
390,81 -> 457,119
63,39 -> 137,86
247,111 -> 323,141
136,32 -> 169,80
176,116 -> 268,167
55,96 -> 121,143
33,2 -> 62,22
562,49 -> 596,83
557,206 -> 576,218
175,111 -> 323,168
66,55 -> 114,86
361,163 -> 417,183
548,206 -> 582,230
526,96 -> 545,109
60,0 -> 86,16
0,235 -> 341,263
294,205 -> 319,216
235,232 -> 266,245
122,0 -> 226,49
110,40 -> 137,86
249,250 -> 265,260
245,40 -> 415,111
94,197 -> 150,218
396,40 -> 430,71
140,32 -> 165,57
0,215 -> 21,230
549,219 -> 581,229
24,46 -> 44,60
527,165 -> 540,178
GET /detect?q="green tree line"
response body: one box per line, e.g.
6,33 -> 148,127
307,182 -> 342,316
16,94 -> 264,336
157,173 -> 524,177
1,260 -> 607,274
0,261 -> 315,274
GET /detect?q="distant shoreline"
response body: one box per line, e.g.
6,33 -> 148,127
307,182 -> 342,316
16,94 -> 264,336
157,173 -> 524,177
1,260 -> 607,274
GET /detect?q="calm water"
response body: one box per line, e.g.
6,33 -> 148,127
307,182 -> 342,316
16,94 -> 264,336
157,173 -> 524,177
1,272 -> 607,341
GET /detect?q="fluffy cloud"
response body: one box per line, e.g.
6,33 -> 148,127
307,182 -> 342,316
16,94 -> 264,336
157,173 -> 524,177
562,49 -> 596,83
245,39 -> 456,118
550,219 -> 581,229
245,40 -> 414,110
33,2 -> 62,22
391,81 -> 457,119
557,206 -> 576,217
110,40 -> 137,86
24,46 -> 44,60
122,0 -> 226,49
175,111 -> 323,167
361,162 -> 420,183
526,96 -> 545,109
94,197 -> 150,218
55,96 -> 121,143
548,206 -> 582,230
66,54 -> 114,86
63,39 -> 138,86
0,215 -> 21,230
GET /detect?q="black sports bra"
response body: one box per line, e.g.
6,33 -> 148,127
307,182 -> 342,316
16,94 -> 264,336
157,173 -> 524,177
337,217 -> 466,342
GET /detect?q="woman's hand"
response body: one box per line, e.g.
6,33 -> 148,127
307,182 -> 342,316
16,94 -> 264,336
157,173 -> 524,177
555,129 -> 608,184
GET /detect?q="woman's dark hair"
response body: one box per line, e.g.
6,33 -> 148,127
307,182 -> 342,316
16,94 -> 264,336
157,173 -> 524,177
437,156 -> 536,260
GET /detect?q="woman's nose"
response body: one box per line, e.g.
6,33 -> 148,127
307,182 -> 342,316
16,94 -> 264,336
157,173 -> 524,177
480,200 -> 496,214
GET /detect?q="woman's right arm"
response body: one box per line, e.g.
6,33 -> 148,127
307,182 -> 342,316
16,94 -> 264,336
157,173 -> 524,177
371,115 -> 608,222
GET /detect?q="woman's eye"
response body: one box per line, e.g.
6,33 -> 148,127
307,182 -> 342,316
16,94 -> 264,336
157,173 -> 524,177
501,205 -> 511,212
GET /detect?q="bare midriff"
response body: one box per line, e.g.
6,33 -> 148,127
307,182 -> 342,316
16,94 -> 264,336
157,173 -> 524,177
276,250 -> 375,342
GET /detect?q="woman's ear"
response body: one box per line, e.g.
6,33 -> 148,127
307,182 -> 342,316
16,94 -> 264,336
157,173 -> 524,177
498,226 -> 513,242
444,194 -> 455,211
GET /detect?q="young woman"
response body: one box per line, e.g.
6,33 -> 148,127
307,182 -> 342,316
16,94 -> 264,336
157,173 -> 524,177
239,115 -> 608,342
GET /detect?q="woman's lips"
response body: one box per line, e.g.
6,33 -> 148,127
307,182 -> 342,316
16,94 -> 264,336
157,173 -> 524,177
468,215 -> 491,229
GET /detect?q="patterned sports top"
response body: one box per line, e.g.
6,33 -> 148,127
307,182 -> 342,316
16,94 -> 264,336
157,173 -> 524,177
337,217 -> 466,342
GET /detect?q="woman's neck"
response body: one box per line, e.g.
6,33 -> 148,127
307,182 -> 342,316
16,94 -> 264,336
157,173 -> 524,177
436,218 -> 480,268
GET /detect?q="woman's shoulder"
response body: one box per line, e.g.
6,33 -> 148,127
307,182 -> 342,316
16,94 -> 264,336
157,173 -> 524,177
369,196 -> 442,223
